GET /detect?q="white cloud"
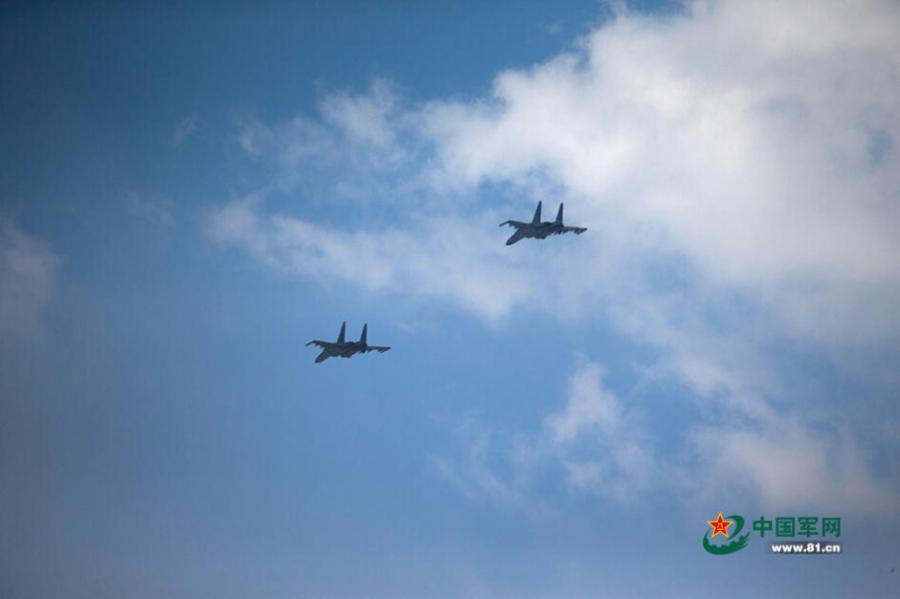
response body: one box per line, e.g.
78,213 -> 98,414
547,364 -> 623,442
692,419 -> 897,517
211,0 -> 900,515
0,221 -> 59,333
418,0 -> 900,347
319,78 -> 397,147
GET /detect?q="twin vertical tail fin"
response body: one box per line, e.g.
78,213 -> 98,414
555,203 -> 564,224
532,201 -> 542,224
336,321 -> 369,344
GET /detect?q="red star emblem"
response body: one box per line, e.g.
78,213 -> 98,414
707,512 -> 733,538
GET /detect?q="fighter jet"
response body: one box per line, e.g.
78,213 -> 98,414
306,322 -> 391,363
499,201 -> 587,246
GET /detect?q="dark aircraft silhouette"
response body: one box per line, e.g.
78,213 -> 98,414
306,322 -> 391,363
499,201 -> 587,245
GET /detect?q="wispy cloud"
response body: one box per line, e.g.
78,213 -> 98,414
429,415 -> 529,507
432,361 -> 656,508
126,191 -> 175,226
234,79 -> 418,198
544,362 -> 656,502
173,115 -> 199,145
433,356 -> 898,516
0,221 -> 59,334
209,195 -> 537,321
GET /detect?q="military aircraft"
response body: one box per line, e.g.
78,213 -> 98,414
499,201 -> 587,245
306,322 -> 391,363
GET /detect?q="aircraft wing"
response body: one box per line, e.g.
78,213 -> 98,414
562,226 -> 587,234
365,345 -> 391,353
306,340 -> 331,349
499,220 -> 528,229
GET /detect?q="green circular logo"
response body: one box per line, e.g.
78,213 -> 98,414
703,514 -> 750,555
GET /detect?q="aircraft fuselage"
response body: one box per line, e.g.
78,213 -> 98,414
520,222 -> 568,239
505,221 -> 586,245
314,341 -> 366,362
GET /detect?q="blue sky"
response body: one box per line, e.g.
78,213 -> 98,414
2,1 -> 900,597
